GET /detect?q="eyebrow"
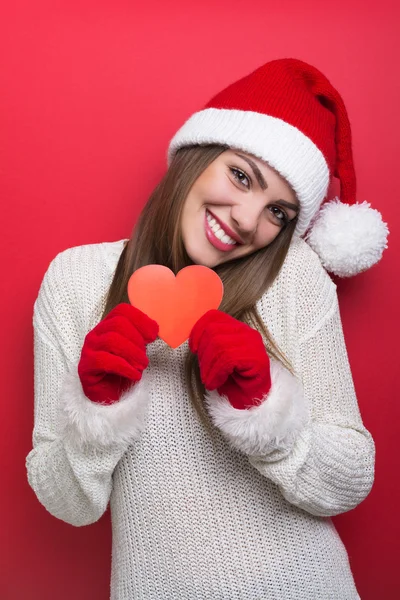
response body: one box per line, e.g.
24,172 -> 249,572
275,199 -> 300,214
233,152 -> 299,213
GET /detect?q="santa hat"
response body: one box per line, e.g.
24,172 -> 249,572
167,58 -> 389,277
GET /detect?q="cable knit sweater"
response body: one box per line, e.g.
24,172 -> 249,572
26,236 -> 374,600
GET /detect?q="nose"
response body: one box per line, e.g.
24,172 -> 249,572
230,201 -> 264,239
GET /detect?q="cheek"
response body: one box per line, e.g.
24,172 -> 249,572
194,172 -> 233,205
253,221 -> 281,249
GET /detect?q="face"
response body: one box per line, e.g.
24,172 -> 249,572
180,149 -> 300,268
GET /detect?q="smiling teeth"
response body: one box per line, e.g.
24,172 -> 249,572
206,211 -> 237,245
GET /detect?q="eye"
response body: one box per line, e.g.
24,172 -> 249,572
229,167 -> 251,189
268,206 -> 289,226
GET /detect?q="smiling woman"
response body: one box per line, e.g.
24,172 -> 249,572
180,148 -> 299,266
27,57 -> 388,600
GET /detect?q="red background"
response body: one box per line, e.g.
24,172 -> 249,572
1,1 -> 399,598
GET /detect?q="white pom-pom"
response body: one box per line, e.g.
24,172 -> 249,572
305,198 -> 389,277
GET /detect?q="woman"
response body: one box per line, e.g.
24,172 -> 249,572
26,58 -> 389,599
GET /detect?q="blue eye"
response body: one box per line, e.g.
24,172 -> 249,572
230,167 -> 251,189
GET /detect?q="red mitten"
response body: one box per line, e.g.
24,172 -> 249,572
189,309 -> 271,410
78,303 -> 159,405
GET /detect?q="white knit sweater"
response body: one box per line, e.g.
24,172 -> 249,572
26,236 -> 374,600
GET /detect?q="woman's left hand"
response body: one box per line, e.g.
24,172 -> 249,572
189,309 -> 272,410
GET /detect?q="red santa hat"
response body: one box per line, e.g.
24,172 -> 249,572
167,58 -> 389,277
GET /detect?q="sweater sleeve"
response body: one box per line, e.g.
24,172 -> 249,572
204,291 -> 375,518
25,248 -> 151,527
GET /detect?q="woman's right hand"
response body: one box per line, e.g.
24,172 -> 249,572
78,303 -> 159,405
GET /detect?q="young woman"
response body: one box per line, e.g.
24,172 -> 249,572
26,58 -> 389,599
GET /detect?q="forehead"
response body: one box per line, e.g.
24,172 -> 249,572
224,147 -> 279,173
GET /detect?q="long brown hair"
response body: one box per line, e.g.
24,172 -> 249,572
101,144 -> 297,431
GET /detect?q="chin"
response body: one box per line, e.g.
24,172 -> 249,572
187,250 -> 219,268
184,240 -> 218,268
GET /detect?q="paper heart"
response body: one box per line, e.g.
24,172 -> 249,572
127,265 -> 224,349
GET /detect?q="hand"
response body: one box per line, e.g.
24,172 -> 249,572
189,309 -> 271,410
78,303 -> 159,405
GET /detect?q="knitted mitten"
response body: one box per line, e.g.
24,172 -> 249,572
189,309 -> 271,410
78,303 -> 159,405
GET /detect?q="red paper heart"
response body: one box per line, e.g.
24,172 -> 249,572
127,265 -> 224,348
